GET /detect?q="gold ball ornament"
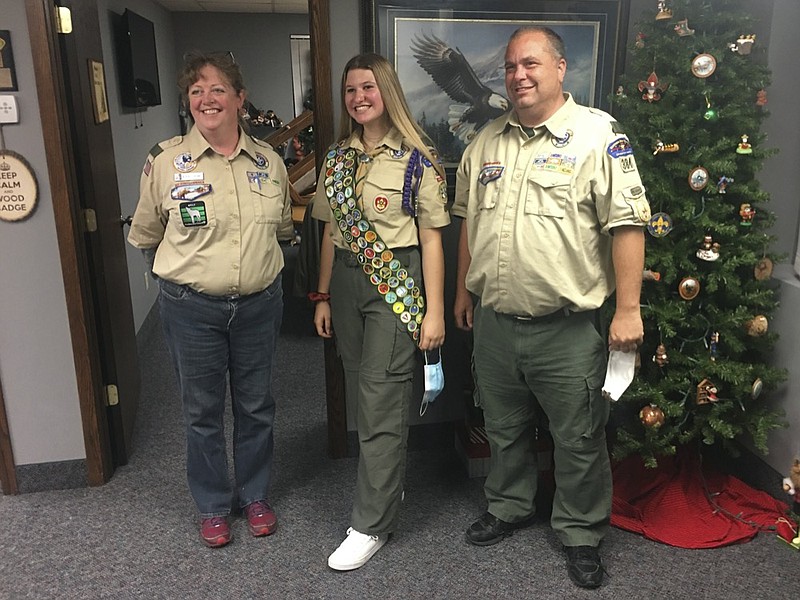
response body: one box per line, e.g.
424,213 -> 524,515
745,315 -> 769,337
639,405 -> 665,428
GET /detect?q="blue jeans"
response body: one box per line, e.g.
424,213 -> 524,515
158,276 -> 283,517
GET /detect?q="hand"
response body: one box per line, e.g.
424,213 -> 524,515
313,302 -> 333,338
454,288 -> 474,331
419,314 -> 445,351
608,308 -> 643,352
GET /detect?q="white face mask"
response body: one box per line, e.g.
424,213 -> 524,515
420,349 -> 444,416
601,350 -> 637,401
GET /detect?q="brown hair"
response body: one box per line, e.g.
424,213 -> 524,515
337,53 -> 445,179
508,26 -> 567,61
178,51 -> 247,129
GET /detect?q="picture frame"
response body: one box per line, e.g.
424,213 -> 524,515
363,0 -> 629,166
0,30 -> 18,91
88,59 -> 110,124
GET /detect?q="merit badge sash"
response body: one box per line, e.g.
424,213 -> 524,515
324,145 -> 425,344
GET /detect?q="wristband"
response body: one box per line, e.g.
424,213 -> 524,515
307,291 -> 331,303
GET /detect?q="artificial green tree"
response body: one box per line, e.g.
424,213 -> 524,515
610,0 -> 786,467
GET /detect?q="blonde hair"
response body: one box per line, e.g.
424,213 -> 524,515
337,53 -> 445,179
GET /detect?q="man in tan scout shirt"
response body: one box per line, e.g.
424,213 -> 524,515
452,27 -> 649,589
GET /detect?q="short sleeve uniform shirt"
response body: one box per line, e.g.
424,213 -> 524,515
452,94 -> 650,317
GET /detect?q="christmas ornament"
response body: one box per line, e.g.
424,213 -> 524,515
691,53 -> 717,78
638,72 -> 669,102
688,166 -> 710,191
709,331 -> 719,361
739,203 -> 755,226
716,175 -> 733,194
655,1 -> 672,20
703,93 -> 719,121
674,18 -> 695,36
615,85 -> 626,97
653,343 -> 669,366
643,269 -> 661,281
647,212 -> 673,237
728,34 -> 756,55
678,276 -> 700,300
635,32 -> 646,49
640,404 -> 665,428
652,139 -> 679,155
745,315 -> 768,336
751,378 -> 763,400
754,257 -> 774,281
696,379 -> 719,404
736,134 -> 753,154
696,235 -> 720,261
756,89 -> 768,106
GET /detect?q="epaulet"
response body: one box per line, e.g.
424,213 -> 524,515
610,120 -> 626,135
149,135 -> 183,160
251,136 -> 274,151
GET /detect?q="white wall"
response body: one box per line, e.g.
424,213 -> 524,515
0,1 -> 84,464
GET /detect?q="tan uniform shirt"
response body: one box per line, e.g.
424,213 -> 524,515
128,125 -> 293,296
452,94 -> 651,316
311,128 -> 450,248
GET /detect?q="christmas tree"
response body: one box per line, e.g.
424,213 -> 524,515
609,0 -> 787,467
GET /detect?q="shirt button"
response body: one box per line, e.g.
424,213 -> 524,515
232,239 -> 239,245
233,264 -> 239,270
502,233 -> 510,239
500,262 -> 507,268
232,214 -> 239,219
514,172 -> 521,179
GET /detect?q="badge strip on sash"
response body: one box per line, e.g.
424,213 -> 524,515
325,145 -> 425,343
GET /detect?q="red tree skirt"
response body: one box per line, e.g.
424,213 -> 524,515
611,446 -> 788,548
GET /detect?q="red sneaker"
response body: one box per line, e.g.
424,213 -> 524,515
245,500 -> 277,537
200,516 -> 231,548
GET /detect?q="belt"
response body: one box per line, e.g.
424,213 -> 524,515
505,307 -> 574,324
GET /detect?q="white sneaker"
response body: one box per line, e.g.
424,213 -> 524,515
327,527 -> 387,571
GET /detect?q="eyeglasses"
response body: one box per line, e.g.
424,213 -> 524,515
182,50 -> 236,65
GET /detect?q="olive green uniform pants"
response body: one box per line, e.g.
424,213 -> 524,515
472,303 -> 612,547
330,248 -> 420,535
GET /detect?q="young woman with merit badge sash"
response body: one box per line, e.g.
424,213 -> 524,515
311,53 -> 450,570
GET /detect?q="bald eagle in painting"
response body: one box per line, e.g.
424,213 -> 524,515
410,33 -> 509,143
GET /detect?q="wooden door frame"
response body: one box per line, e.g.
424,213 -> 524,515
24,0 -> 113,487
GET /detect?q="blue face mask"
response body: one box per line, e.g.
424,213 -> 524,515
420,349 -> 444,416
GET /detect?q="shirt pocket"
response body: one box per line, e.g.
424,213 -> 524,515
524,171 -> 571,218
476,181 -> 499,211
249,175 -> 284,224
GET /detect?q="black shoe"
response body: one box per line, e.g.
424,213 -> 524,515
564,545 -> 604,589
464,512 -> 536,546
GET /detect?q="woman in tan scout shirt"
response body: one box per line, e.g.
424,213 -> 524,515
128,52 -> 293,548
311,53 -> 450,570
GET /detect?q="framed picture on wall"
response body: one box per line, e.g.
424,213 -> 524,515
363,0 -> 629,166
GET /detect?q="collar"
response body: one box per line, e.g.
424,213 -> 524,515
348,127 -> 405,152
503,93 -> 576,139
185,125 -> 256,160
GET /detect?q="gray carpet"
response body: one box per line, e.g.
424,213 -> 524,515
1,276 -> 797,599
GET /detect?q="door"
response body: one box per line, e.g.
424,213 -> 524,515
49,0 -> 140,467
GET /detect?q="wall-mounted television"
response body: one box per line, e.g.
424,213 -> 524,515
115,9 -> 161,108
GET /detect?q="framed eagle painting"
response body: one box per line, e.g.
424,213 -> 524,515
363,0 -> 629,167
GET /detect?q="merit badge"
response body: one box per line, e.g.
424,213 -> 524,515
179,201 -> 208,227
478,164 -> 504,186
374,195 -> 389,213
607,137 -> 633,158
647,212 -> 673,237
551,129 -> 572,148
173,152 -> 196,172
171,183 -> 212,201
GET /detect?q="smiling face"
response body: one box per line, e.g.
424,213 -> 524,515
344,68 -> 389,133
504,30 -> 566,126
187,65 -> 244,140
